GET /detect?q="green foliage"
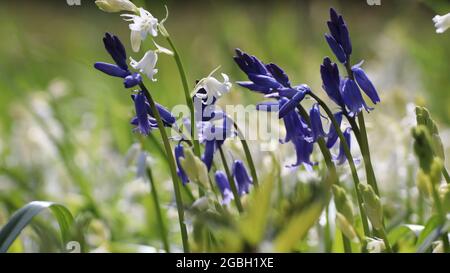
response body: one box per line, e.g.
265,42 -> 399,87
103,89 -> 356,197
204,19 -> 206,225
0,201 -> 74,253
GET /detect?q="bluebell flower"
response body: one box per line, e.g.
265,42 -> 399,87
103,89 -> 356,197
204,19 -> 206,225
309,103 -> 326,142
278,86 -> 310,118
351,62 -> 380,104
232,160 -> 252,195
334,127 -> 352,165
130,92 -> 176,134
341,78 -> 372,117
325,8 -> 352,63
202,139 -> 215,171
320,57 -> 344,107
132,92 -> 156,135
326,111 -> 343,149
175,143 -> 189,185
214,171 -> 234,205
234,49 -> 293,94
94,33 -> 142,88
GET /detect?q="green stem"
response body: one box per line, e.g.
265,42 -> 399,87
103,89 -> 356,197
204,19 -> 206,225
430,180 -> 450,252
297,105 -> 351,252
146,167 -> 170,252
139,83 -> 190,252
377,228 -> 392,253
232,121 -> 259,187
443,168 -> 450,184
344,61 -> 380,195
308,93 -> 371,237
218,145 -> 243,213
165,36 -> 201,158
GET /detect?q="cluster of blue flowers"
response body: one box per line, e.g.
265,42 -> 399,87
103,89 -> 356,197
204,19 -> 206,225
94,8 -> 380,207
234,8 -> 380,170
94,33 -> 253,206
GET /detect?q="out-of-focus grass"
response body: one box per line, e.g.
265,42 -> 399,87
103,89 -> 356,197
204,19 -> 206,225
0,0 -> 449,252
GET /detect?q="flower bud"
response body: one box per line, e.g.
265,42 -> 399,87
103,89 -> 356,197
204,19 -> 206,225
366,237 -> 385,253
332,185 -> 354,224
429,157 -> 443,185
358,183 -> 383,230
95,0 -> 138,13
336,212 -> 358,243
416,169 -> 432,199
179,148 -> 209,188
412,125 -> 435,173
440,184 -> 450,213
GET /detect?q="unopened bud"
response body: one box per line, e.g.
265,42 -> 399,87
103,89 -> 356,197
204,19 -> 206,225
336,212 -> 358,243
179,148 -> 209,188
359,183 -> 383,230
332,185 -> 354,224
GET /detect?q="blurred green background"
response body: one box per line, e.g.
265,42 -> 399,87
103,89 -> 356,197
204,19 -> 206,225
0,0 -> 449,252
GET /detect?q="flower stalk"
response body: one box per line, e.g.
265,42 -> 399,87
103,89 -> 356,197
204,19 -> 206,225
139,82 -> 190,252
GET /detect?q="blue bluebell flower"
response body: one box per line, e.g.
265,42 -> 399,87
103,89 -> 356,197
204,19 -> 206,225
334,127 -> 352,165
326,111 -> 343,149
309,103 -> 326,142
94,33 -> 142,88
132,92 -> 156,135
232,160 -> 252,195
321,57 -> 344,107
214,171 -> 234,205
325,8 -> 352,63
278,86 -> 310,118
130,92 -> 176,134
202,139 -> 215,171
234,49 -> 294,94
341,78 -> 372,117
175,143 -> 189,185
351,62 -> 380,104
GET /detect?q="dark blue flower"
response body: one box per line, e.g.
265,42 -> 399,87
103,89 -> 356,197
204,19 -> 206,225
94,33 -> 141,88
202,139 -> 215,171
278,87 -> 310,118
326,111 -> 343,149
133,92 -> 154,135
232,160 -> 252,195
320,57 -> 344,107
234,48 -> 291,94
280,98 -> 312,144
214,171 -> 234,205
175,143 -> 189,185
309,103 -> 326,142
334,127 -> 352,165
341,78 -> 372,117
351,62 -> 380,104
325,8 -> 352,63
130,93 -> 176,133
291,137 -> 315,169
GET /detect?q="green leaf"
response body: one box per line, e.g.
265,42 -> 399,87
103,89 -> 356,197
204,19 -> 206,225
416,215 -> 440,250
239,174 -> 275,246
274,201 -> 324,252
0,201 -> 74,253
388,224 -> 424,246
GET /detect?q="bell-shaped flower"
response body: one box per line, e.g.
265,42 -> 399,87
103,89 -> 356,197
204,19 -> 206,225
132,92 -> 155,135
234,48 -> 290,94
214,171 -> 234,205
130,50 -> 158,81
351,61 -> 380,104
175,143 -> 189,185
334,127 -> 352,165
122,8 -> 159,52
194,68 -> 232,105
433,13 -> 450,33
326,111 -> 343,149
278,86 -> 310,119
130,93 -> 176,129
341,78 -> 371,117
325,8 -> 352,63
320,57 -> 344,107
309,103 -> 326,142
94,33 -> 142,88
232,160 -> 253,196
95,0 -> 138,13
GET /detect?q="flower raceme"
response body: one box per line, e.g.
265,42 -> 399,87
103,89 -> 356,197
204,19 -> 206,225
325,8 -> 352,64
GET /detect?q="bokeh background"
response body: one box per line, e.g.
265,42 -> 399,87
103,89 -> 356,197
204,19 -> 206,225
0,0 -> 449,252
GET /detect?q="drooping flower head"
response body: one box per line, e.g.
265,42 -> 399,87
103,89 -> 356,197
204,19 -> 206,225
122,8 -> 159,52
214,171 -> 234,205
130,50 -> 159,81
232,160 -> 253,195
